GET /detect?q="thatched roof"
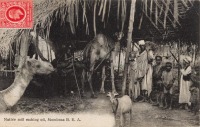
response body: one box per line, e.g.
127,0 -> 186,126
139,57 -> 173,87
0,0 -> 72,58
0,0 -> 199,59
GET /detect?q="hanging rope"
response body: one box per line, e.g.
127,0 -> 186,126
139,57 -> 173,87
72,52 -> 82,102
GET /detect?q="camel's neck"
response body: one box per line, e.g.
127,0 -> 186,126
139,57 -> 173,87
1,66 -> 34,107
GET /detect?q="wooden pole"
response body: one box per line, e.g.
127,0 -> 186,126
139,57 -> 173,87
122,0 -> 136,95
178,39 -> 180,89
18,30 -> 31,70
117,45 -> 122,76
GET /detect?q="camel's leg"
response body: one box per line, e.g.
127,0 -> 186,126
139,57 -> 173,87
100,65 -> 106,93
81,69 -> 86,97
110,52 -> 118,94
87,59 -> 97,98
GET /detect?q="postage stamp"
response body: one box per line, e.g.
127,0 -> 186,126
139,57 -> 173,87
0,0 -> 33,29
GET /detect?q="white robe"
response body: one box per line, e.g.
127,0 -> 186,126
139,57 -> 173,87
129,60 -> 140,99
179,66 -> 192,104
139,50 -> 154,96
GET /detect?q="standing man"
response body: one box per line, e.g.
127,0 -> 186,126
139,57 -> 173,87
179,56 -> 192,110
136,40 -> 154,102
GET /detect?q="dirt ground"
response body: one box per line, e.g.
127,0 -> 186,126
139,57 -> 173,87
6,92 -> 199,127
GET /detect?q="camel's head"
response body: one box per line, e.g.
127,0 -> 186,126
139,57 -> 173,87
25,55 -> 54,75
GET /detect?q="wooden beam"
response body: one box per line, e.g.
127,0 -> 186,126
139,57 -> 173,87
150,0 -> 153,18
18,30 -> 31,69
174,0 -> 178,27
142,10 -> 162,35
122,0 -> 137,95
146,5 -> 165,29
156,0 -> 181,26
155,0 -> 158,25
178,39 -> 180,90
188,0 -> 194,6
180,0 -> 189,8
163,0 -> 170,29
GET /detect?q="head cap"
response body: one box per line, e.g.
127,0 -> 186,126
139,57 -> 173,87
155,55 -> 162,60
138,40 -> 145,45
165,62 -> 172,67
183,56 -> 192,63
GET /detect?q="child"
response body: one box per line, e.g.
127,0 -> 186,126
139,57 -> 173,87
161,62 -> 175,109
190,66 -> 200,115
189,86 -> 199,115
152,56 -> 164,106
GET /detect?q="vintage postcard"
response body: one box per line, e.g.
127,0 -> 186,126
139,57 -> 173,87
0,0 -> 199,127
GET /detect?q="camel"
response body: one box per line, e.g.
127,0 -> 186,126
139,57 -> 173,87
0,55 -> 54,112
81,32 -> 124,98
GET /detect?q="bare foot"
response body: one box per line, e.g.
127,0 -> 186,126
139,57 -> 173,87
152,103 -> 159,106
99,89 -> 105,94
159,105 -> 164,108
91,94 -> 97,98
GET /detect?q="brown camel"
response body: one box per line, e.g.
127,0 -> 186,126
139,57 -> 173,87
81,32 -> 124,98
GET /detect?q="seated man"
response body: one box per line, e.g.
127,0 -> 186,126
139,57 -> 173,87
161,62 -> 175,109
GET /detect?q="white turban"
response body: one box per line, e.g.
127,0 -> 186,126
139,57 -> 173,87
183,56 -> 192,63
138,40 -> 145,45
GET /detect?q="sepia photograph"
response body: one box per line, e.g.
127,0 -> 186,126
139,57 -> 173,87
0,0 -> 199,127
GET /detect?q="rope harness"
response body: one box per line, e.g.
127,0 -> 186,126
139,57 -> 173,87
112,98 -> 119,117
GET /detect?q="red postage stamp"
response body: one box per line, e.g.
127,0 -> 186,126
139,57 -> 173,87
0,0 -> 33,29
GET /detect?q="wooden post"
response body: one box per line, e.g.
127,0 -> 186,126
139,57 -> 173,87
192,44 -> 196,66
18,30 -> 31,70
122,0 -> 136,95
178,39 -> 180,89
117,44 -> 122,76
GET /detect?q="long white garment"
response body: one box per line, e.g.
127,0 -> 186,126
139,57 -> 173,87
146,64 -> 153,96
140,50 -> 154,94
179,66 -> 192,104
129,60 -> 140,99
141,64 -> 153,94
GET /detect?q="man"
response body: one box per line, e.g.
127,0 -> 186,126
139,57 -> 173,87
179,56 -> 192,110
152,56 -> 164,106
136,40 -> 154,102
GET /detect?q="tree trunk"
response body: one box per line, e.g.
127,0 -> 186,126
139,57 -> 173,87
122,0 -> 136,95
18,30 -> 31,69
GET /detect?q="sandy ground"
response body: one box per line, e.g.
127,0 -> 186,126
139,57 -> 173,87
6,92 -> 199,127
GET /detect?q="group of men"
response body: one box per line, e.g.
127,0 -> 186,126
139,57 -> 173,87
128,40 -> 199,112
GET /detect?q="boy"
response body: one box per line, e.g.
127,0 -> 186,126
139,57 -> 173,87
161,62 -> 175,109
152,56 -> 164,106
190,66 -> 200,115
190,86 -> 199,115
